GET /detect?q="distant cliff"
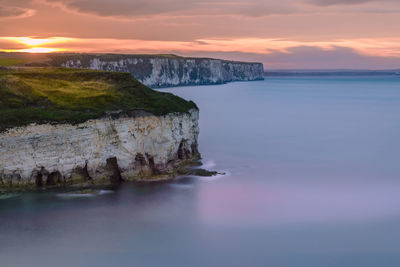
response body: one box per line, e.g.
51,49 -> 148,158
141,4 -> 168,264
49,54 -> 264,88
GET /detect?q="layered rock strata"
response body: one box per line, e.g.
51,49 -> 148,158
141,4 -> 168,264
0,109 -> 199,189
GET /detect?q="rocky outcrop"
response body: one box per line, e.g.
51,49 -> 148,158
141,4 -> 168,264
50,54 -> 264,87
0,109 -> 199,190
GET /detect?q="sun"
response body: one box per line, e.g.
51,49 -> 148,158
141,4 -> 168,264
1,37 -> 71,53
3,47 -> 66,53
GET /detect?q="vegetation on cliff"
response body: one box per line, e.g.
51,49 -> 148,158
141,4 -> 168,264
0,52 -> 264,88
0,67 -> 197,132
0,52 -> 261,66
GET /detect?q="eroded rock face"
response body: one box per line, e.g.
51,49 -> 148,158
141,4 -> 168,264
59,56 -> 264,87
0,109 -> 199,189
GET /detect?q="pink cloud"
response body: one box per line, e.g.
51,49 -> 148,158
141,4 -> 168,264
0,0 -> 399,69
0,4 -> 35,19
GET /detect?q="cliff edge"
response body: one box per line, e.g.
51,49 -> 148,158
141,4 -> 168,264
47,54 -> 264,88
0,67 -> 200,191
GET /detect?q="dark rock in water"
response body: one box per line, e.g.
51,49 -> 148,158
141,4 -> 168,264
187,168 -> 221,177
177,166 -> 223,177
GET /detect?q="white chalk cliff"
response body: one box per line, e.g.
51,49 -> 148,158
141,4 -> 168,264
54,54 -> 264,87
0,109 -> 199,188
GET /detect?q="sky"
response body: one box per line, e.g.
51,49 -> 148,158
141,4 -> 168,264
0,0 -> 400,69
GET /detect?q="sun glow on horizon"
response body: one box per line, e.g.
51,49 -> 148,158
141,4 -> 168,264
0,37 -> 72,53
1,36 -> 400,60
2,47 -> 66,53
8,37 -> 72,46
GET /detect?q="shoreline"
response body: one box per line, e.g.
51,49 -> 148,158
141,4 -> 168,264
0,160 -> 220,194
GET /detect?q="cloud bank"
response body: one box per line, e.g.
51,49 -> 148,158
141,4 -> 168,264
0,4 -> 35,19
43,0 -> 300,18
41,0 -> 400,19
0,0 -> 399,69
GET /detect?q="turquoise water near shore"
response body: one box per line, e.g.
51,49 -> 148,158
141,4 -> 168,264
1,75 -> 400,266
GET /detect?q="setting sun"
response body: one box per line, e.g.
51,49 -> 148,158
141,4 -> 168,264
1,37 -> 70,53
8,37 -> 71,46
3,47 -> 66,53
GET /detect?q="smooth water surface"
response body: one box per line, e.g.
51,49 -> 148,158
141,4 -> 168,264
1,75 -> 400,267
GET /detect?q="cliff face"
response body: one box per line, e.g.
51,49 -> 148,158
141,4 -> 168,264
53,54 -> 264,87
0,109 -> 199,189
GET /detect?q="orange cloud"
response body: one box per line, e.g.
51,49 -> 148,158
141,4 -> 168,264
1,36 -> 400,58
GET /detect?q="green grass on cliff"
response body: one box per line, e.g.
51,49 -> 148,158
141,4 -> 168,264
0,58 -> 25,66
0,67 -> 197,132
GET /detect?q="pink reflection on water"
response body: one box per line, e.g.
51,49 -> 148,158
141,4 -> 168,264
197,179 -> 400,226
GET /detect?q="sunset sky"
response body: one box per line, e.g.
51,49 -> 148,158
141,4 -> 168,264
1,0 -> 400,69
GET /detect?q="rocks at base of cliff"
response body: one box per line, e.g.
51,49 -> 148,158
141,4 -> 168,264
0,153 -> 201,190
0,109 -> 202,191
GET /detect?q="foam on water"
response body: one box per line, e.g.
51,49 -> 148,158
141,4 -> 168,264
196,171 -> 231,182
201,159 -> 216,169
56,193 -> 96,198
0,193 -> 21,200
169,183 -> 194,189
98,190 -> 114,195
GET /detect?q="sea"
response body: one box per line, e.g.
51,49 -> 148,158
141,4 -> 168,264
1,74 -> 400,267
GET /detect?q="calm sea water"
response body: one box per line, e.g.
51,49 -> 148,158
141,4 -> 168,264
1,75 -> 400,267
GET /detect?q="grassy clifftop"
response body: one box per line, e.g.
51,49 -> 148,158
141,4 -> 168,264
0,67 -> 197,132
0,52 -> 263,67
